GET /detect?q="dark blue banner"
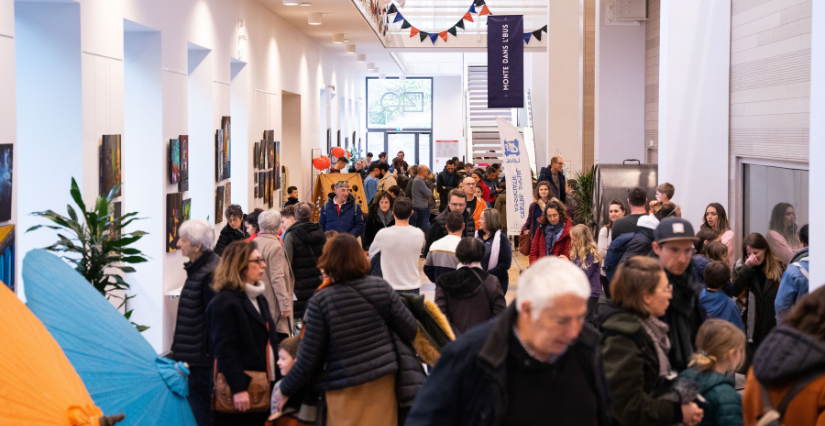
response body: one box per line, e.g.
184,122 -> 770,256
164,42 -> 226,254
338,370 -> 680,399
487,15 -> 524,108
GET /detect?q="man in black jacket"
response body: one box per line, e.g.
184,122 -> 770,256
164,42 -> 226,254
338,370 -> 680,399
282,202 -> 326,321
172,219 -> 220,426
436,160 -> 459,213
424,189 -> 475,256
406,257 -> 612,426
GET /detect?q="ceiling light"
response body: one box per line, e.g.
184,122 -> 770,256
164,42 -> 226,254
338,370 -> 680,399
333,33 -> 345,43
373,67 -> 379,74
308,13 -> 322,25
346,45 -> 356,54
344,39 -> 350,43
283,0 -> 299,5
298,2 -> 312,5
366,62 -> 374,70
357,54 -> 366,62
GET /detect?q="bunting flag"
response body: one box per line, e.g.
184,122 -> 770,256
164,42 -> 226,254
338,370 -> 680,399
456,19 -> 465,29
410,27 -> 420,37
439,31 -> 449,41
388,3 -> 398,13
463,12 -> 474,22
540,25 -> 548,33
401,19 -> 412,29
532,29 -> 542,41
448,26 -> 457,36
479,5 -> 491,15
523,33 -> 532,44
469,4 -> 477,14
394,12 -> 405,23
429,32 -> 439,44
420,31 -> 429,42
474,0 -> 485,5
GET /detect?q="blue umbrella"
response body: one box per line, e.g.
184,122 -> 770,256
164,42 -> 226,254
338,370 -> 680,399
23,249 -> 196,426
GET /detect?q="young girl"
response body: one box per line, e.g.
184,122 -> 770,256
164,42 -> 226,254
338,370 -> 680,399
680,319 -> 745,426
269,337 -> 312,426
568,224 -> 602,326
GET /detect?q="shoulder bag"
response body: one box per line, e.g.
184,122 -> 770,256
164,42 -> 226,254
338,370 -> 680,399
212,322 -> 273,413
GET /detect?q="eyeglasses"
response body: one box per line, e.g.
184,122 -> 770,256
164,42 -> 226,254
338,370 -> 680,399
657,284 -> 674,294
248,257 -> 266,266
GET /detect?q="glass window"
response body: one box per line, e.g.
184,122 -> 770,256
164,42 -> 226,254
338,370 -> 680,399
387,133 -> 416,168
367,132 -> 384,158
367,78 -> 433,129
743,163 -> 808,264
418,134 -> 431,170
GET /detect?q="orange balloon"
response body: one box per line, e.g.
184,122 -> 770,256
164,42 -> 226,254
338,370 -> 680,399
313,156 -> 331,170
331,147 -> 346,158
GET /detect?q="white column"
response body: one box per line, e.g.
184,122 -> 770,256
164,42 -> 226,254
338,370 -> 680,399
658,0 -> 730,228
547,0 -> 582,171
809,0 -> 825,291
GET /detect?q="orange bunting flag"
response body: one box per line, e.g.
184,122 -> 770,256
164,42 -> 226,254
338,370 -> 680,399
410,27 -> 420,37
479,5 -> 491,15
463,12 -> 474,22
439,31 -> 449,41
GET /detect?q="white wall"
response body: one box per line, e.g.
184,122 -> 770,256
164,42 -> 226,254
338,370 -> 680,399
810,0 -> 825,291
595,0 -> 646,165
530,52 -> 549,169
547,0 -> 583,172
0,0 -> 15,268
658,0 -> 730,228
433,76 -> 464,169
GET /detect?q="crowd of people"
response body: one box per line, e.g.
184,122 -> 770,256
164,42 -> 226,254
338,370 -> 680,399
168,151 -> 822,426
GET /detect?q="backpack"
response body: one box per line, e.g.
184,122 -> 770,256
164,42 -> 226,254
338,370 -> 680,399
538,166 -> 550,184
791,256 -> 809,279
604,232 -> 635,281
755,368 -> 825,426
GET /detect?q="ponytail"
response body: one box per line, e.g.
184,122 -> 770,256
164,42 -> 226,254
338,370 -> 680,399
688,319 -> 746,373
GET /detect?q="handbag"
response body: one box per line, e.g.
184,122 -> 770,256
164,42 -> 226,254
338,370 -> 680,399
212,322 -> 272,413
518,231 -> 531,256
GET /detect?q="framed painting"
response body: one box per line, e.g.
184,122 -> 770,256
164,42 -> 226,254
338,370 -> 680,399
182,198 -> 191,222
166,193 -> 182,252
274,141 -> 281,190
215,129 -> 224,182
221,116 -> 231,180
253,142 -> 259,170
0,224 -> 14,292
108,201 -> 121,240
225,182 -> 231,206
0,144 -> 12,222
326,129 -> 331,155
99,135 -> 122,197
215,186 -> 225,223
169,138 -> 180,184
179,135 -> 189,192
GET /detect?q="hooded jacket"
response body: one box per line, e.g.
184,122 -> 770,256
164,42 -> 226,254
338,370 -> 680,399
775,246 -> 809,323
529,218 -> 572,264
680,368 -> 742,426
435,267 -> 506,335
733,260 -> 779,349
171,250 -> 220,366
318,193 -> 365,237
621,215 -> 659,262
282,221 -> 325,319
598,301 -> 682,426
699,288 -> 745,331
743,326 -> 825,425
424,207 -> 475,256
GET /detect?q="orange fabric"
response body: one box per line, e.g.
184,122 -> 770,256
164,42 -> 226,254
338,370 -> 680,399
470,198 -> 486,230
0,284 -> 104,425
742,367 -> 825,426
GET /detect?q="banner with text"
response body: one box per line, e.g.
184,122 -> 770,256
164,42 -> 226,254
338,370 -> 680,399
497,117 -> 531,235
487,15 -> 524,108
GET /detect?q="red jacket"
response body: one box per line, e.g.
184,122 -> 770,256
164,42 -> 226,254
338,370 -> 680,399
479,182 -> 495,205
529,219 -> 572,265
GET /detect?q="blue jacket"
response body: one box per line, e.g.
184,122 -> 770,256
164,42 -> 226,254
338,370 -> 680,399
775,247 -> 809,324
319,193 -> 365,237
680,368 -> 742,426
699,289 -> 744,331
364,176 -> 378,203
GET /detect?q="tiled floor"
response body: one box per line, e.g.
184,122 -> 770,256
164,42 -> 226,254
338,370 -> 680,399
418,252 -> 529,305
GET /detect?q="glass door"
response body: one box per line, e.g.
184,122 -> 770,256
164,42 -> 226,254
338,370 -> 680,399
418,133 -> 431,170
387,133 -> 417,167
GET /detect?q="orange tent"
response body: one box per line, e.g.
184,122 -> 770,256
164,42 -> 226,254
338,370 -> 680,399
0,283 -> 108,426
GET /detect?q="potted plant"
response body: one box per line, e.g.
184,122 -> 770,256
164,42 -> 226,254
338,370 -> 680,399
570,166 -> 595,228
27,178 -> 150,331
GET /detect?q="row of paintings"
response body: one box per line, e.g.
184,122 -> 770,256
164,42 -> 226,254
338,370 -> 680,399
166,193 -> 191,253
169,136 -> 189,192
215,184 -> 232,224
254,130 -> 276,170
254,170 -> 275,208
216,116 -> 231,182
0,144 -> 12,222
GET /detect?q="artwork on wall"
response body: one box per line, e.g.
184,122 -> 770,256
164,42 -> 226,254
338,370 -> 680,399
352,131 -> 356,151
215,186 -> 225,223
108,202 -> 121,240
215,129 -> 224,182
337,130 -> 341,147
274,141 -> 281,190
281,166 -> 289,204
0,144 -> 12,222
0,224 -> 14,292
268,139 -> 275,170
267,171 -> 274,208
225,182 -> 231,206
345,137 -> 349,150
169,138 -> 180,184
166,193 -> 182,252
99,135 -> 122,197
259,139 -> 266,169
326,129 -> 331,155
182,198 -> 191,222
253,142 -> 259,170
179,135 -> 189,192
254,186 -> 258,199
221,116 -> 231,180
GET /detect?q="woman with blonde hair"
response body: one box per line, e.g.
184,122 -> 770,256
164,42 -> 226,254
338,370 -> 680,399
207,240 -> 281,426
569,224 -> 602,325
681,319 -> 746,426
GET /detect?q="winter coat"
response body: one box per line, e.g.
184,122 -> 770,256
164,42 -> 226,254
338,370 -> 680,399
284,197 -> 298,206
363,212 -> 394,250
478,181 -> 494,204
659,258 -> 706,372
700,289 -> 745,331
493,192 -> 507,230
775,247 -> 809,323
424,207 -> 475,256
207,289 -> 281,394
521,201 -> 547,236
529,219 -> 572,265
279,276 -> 417,396
680,367 -> 742,426
435,267 -> 506,335
406,304 -> 612,426
621,226 -> 655,262
693,255 -> 711,286
282,221 -> 325,320
478,231 -> 512,293
538,169 -> 566,203
574,253 -> 601,299
733,261 -> 779,349
598,301 -> 681,426
255,233 -> 295,335
743,325 -> 825,426
318,193 -> 365,238
171,250 -> 220,367
214,224 -> 247,256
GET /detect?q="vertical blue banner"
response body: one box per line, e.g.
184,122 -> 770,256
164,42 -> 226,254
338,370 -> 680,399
487,15 -> 524,108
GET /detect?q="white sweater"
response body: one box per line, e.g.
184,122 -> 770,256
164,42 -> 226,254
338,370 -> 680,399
368,225 -> 425,291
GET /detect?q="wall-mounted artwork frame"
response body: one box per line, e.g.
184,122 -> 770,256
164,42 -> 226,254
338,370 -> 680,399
274,141 -> 281,190
179,135 -> 189,192
169,138 -> 180,184
215,129 -> 224,182
0,144 -> 12,222
99,135 -> 122,197
215,186 -> 225,223
221,116 -> 231,180
166,193 -> 182,252
0,224 -> 15,292
182,198 -> 191,222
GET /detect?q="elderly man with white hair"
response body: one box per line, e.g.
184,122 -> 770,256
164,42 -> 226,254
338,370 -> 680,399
406,257 -> 612,426
254,209 -> 295,340
171,219 -> 220,426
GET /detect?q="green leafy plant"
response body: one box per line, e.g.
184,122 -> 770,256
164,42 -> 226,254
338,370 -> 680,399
571,166 -> 596,227
348,146 -> 363,168
27,178 -> 150,331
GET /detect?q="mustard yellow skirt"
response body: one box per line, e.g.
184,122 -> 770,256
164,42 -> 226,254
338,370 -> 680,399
325,374 -> 397,426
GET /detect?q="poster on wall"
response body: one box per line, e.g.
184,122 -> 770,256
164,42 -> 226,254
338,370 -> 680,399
487,15 -> 524,108
182,198 -> 191,222
0,144 -> 12,222
166,193 -> 182,252
433,140 -> 460,172
215,186 -> 225,223
169,138 -> 180,184
221,116 -> 231,180
497,117 -> 532,235
274,141 -> 281,190
180,135 -> 189,192
0,224 -> 14,292
215,129 -> 224,182
99,135 -> 122,197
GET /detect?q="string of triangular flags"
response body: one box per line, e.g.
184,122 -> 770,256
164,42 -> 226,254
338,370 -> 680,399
381,0 -> 548,45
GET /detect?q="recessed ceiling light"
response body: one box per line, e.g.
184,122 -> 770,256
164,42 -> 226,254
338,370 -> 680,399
333,33 -> 345,43
366,62 -> 375,70
357,54 -> 366,62
308,13 -> 322,25
344,39 -> 350,43
283,0 -> 299,5
373,67 -> 379,74
299,2 -> 312,6
346,45 -> 356,54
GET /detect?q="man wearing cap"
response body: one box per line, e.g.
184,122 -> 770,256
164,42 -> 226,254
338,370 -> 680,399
651,217 -> 706,372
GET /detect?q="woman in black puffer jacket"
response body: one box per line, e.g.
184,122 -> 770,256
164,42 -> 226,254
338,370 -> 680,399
273,234 -> 417,426
363,192 -> 395,250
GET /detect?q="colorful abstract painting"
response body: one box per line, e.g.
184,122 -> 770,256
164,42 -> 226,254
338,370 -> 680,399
274,141 -> 281,191
253,142 -> 259,170
215,129 -> 224,182
0,144 -> 12,222
169,138 -> 180,184
267,171 -> 273,208
166,193 -> 182,252
0,224 -> 14,292
221,116 -> 231,180
215,186 -> 225,223
179,135 -> 189,192
182,198 -> 191,222
99,135 -> 122,197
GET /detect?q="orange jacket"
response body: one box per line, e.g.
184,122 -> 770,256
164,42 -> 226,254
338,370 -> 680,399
742,367 -> 825,426
469,197 -> 486,230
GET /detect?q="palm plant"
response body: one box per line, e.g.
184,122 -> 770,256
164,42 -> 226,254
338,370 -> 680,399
27,178 -> 150,331
571,166 -> 596,227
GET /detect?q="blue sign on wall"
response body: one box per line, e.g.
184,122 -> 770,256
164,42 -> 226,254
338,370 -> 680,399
487,15 -> 524,108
